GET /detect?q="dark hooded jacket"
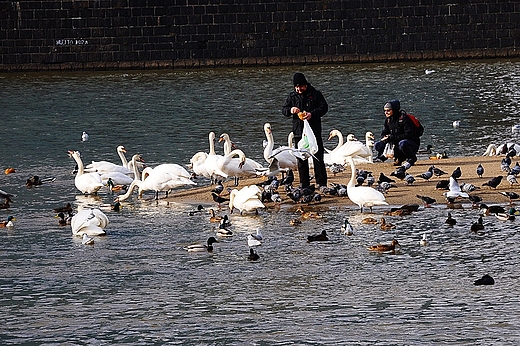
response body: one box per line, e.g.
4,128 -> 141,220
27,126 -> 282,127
381,100 -> 421,146
282,84 -> 328,140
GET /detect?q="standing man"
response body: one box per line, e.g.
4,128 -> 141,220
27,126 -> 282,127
282,72 -> 328,188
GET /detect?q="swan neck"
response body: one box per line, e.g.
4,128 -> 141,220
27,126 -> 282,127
118,148 -> 129,168
117,180 -> 141,201
346,157 -> 356,188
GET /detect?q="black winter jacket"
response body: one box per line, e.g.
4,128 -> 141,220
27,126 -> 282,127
282,84 -> 328,140
381,110 -> 421,146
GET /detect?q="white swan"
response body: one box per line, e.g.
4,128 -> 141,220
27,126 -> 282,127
263,123 -> 299,169
68,150 -> 104,194
345,156 -> 388,212
85,145 -> 133,175
203,132 -> 228,182
189,151 -> 210,178
325,130 -> 373,165
71,208 -> 108,236
483,143 -> 520,156
229,185 -> 265,214
216,149 -> 263,185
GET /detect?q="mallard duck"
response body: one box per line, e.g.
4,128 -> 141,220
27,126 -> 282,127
380,217 -> 396,231
0,197 -> 13,209
54,203 -> 73,213
420,233 -> 428,246
307,230 -> 329,242
248,248 -> 260,261
55,212 -> 68,226
362,217 -> 378,224
188,205 -> 204,216
184,237 -> 219,253
470,216 -> 484,232
82,233 -> 94,245
445,212 -> 457,225
341,218 -> 353,236
289,218 -> 302,226
368,239 -> 400,252
296,206 -> 322,219
0,215 -> 15,228
208,208 -> 224,223
495,212 -> 515,221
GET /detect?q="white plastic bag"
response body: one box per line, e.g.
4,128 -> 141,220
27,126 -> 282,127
297,119 -> 318,155
383,143 -> 394,159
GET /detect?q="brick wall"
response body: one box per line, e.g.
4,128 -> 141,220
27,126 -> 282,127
1,0 -> 519,72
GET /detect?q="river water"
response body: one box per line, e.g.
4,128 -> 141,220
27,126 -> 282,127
1,60 -> 520,344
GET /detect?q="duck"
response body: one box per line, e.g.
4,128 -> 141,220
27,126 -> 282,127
184,236 -> 219,253
380,217 -> 396,231
361,217 -> 378,224
418,144 -> 433,154
248,248 -> 260,261
494,212 -> 515,221
216,222 -> 233,237
445,212 -> 457,225
470,216 -> 484,232
307,230 -> 329,242
81,131 -> 89,142
247,229 -> 263,247
0,197 -> 13,209
368,239 -> 400,252
68,150 -> 104,194
345,156 -> 388,212
81,233 -> 95,245
420,233 -> 428,246
289,218 -> 302,226
71,208 -> 109,236
296,206 -> 323,219
0,215 -> 15,228
341,218 -> 353,235
474,274 -> 494,285
208,208 -> 224,223
228,185 -> 265,215
55,212 -> 69,226
53,203 -> 73,214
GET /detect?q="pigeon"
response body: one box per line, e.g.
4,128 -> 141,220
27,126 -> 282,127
511,162 -> 520,176
390,166 -> 407,180
416,166 -> 434,181
476,163 -> 484,178
404,173 -> 415,185
378,172 -> 395,184
482,176 -> 503,189
280,169 -> 294,186
366,173 -> 375,187
499,191 -> 520,203
460,182 -> 479,193
211,192 -> 230,207
474,274 -> 494,286
211,180 -> 224,195
431,165 -> 447,177
501,157 -> 511,173
506,174 -> 518,185
416,194 -> 436,207
451,167 -> 462,179
468,194 -> 483,206
506,144 -> 517,158
328,163 -> 344,176
435,180 -> 450,190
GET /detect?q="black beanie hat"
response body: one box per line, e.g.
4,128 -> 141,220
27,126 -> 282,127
384,99 -> 401,113
293,73 -> 308,86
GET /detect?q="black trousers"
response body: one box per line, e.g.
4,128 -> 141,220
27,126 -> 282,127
295,137 -> 327,188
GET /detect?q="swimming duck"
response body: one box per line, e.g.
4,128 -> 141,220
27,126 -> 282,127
184,236 -> 219,253
341,218 -> 353,236
208,208 -> 224,223
361,217 -> 378,224
474,274 -> 494,285
289,218 -> 302,226
445,212 -> 457,225
216,224 -> 233,237
54,203 -> 73,214
248,248 -> 260,261
0,215 -> 15,228
82,233 -> 95,245
494,212 -> 515,221
188,204 -> 205,216
380,217 -> 396,231
479,203 -> 506,215
367,239 -> 400,252
0,197 -> 13,209
296,206 -> 323,219
470,216 -> 484,232
111,201 -> 122,212
55,212 -> 68,226
420,233 -> 428,246
307,230 -> 329,242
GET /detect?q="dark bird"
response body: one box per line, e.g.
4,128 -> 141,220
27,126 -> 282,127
211,192 -> 229,207
188,204 -> 205,216
56,212 -> 68,226
111,201 -> 121,212
506,144 -> 517,158
280,169 -> 294,186
248,248 -> 260,261
307,230 -> 329,242
511,162 -> 520,176
418,144 -> 433,154
501,157 -> 511,173
482,176 -> 503,189
367,239 -> 400,252
451,166 -> 462,180
470,216 -> 484,232
211,180 -> 224,195
366,173 -> 375,187
431,165 -> 447,177
390,166 -> 407,180
476,163 -> 484,178
445,212 -> 457,226
378,172 -> 395,184
474,274 -> 494,286
416,166 -> 434,181
416,194 -> 436,207
479,203 -> 506,215
468,194 -> 483,207
499,191 -> 520,203
0,197 -> 13,209
53,202 -> 73,214
435,180 -> 450,190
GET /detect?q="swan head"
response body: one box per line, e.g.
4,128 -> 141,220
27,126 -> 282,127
365,132 -> 375,141
218,133 -> 230,143
117,145 -> 127,153
328,129 -> 341,140
346,134 -> 357,142
264,123 -> 272,135
67,150 -> 80,158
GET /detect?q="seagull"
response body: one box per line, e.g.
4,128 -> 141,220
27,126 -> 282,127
482,176 -> 503,189
81,131 -> 89,142
247,229 -> 263,247
82,233 -> 94,245
444,177 -> 469,199
425,69 -> 436,75
476,163 -> 484,178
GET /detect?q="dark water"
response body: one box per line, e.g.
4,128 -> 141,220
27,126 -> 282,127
1,60 -> 520,344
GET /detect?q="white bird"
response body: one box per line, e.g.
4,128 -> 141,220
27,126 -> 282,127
325,130 -> 372,165
255,157 -> 289,177
68,150 -> 104,194
425,69 -> 436,75
345,156 -> 388,212
420,233 -> 428,246
512,124 -> 520,134
82,233 -> 95,245
247,229 -> 263,247
341,218 -> 353,235
71,208 -> 108,236
85,145 -> 133,175
203,132 -> 228,183
263,123 -> 299,170
229,185 -> 265,214
216,148 -> 264,185
444,176 -> 469,199
483,143 -> 520,156
100,172 -> 134,186
189,151 -> 210,178
452,120 -> 461,128
81,131 -> 89,142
